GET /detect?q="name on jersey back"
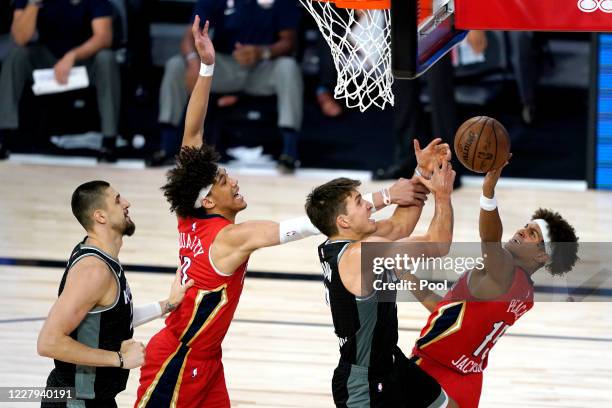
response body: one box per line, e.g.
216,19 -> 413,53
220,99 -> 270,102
179,233 -> 205,258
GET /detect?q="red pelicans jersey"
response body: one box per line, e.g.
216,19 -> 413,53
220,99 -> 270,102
413,267 -> 534,375
164,212 -> 248,356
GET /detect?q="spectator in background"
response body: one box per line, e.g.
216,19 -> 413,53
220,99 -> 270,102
150,0 -> 303,173
0,0 -> 121,162
374,31 -> 487,186
373,53 -> 460,186
508,31 -> 538,125
125,0 -> 155,100
459,30 -> 539,125
316,34 -> 342,117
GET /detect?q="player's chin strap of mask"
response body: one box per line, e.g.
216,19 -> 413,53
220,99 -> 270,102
532,218 -> 554,265
194,184 -> 213,209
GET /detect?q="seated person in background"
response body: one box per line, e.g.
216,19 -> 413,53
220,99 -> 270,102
316,31 -> 342,118
151,0 -> 303,173
0,0 -> 121,162
462,30 -> 540,125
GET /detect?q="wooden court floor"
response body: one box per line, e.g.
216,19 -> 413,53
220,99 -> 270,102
0,161 -> 611,407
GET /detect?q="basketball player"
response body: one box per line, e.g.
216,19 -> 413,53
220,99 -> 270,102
37,181 -> 194,407
408,160 -> 579,408
305,158 -> 459,407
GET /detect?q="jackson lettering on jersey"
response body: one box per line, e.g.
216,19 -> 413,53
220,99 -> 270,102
413,267 -> 534,375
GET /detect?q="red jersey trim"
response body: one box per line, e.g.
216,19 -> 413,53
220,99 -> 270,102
417,301 -> 466,349
136,341 -> 192,408
180,284 -> 229,347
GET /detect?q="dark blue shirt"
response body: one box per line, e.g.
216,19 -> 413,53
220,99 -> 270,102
15,0 -> 112,58
193,0 -> 300,54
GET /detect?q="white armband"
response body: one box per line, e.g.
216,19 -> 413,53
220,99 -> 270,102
199,62 -> 214,77
362,190 -> 391,214
132,302 -> 163,327
480,194 -> 498,211
279,216 -> 320,244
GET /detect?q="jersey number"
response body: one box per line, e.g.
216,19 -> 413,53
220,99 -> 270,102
473,321 -> 510,360
180,256 -> 192,285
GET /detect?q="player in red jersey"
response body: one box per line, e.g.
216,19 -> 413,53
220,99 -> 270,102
133,17 -> 325,407
408,159 -> 579,408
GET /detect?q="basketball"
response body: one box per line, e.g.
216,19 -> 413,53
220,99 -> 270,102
453,116 -> 511,173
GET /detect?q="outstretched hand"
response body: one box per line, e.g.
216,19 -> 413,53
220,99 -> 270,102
414,138 -> 451,178
192,15 -> 215,65
388,177 -> 429,207
482,153 -> 511,197
415,159 -> 456,199
167,266 -> 195,308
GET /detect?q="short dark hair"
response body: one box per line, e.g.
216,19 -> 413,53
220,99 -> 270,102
305,178 -> 361,237
161,145 -> 220,218
531,208 -> 579,276
71,180 -> 110,230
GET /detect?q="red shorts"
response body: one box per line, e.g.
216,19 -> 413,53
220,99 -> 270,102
415,356 -> 483,408
134,329 -> 229,408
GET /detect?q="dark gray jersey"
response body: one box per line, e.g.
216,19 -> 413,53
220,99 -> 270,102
318,240 -> 398,371
50,238 -> 134,401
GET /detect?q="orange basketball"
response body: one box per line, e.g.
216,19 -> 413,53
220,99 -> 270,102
453,116 -> 511,173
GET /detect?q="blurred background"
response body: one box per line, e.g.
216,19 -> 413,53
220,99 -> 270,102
0,0 -> 608,187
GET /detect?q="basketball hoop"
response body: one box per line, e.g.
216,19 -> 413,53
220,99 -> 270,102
300,0 -> 466,111
300,0 -> 393,111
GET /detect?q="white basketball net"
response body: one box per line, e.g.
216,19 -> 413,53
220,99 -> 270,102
300,1 -> 393,111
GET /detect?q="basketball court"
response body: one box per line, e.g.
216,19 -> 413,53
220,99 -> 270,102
0,158 -> 610,407
1,0 -> 612,407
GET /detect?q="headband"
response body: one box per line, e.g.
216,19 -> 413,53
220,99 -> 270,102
533,218 -> 553,259
194,184 -> 213,208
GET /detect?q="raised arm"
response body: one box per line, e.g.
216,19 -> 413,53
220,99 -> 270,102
37,257 -> 144,369
372,178 -> 428,240
479,159 -> 515,285
401,160 -> 455,257
182,16 -> 215,149
373,139 -> 451,241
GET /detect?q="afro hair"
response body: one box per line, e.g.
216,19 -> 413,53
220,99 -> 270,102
531,208 -> 579,276
161,145 -> 220,218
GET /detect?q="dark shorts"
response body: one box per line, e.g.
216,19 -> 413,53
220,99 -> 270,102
331,349 -> 448,408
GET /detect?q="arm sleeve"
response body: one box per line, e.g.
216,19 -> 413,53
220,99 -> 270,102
14,0 -> 27,10
132,302 -> 163,327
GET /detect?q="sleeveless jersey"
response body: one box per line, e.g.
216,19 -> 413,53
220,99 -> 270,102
163,210 -> 248,358
413,267 -> 534,375
52,239 -> 133,400
318,240 -> 399,371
